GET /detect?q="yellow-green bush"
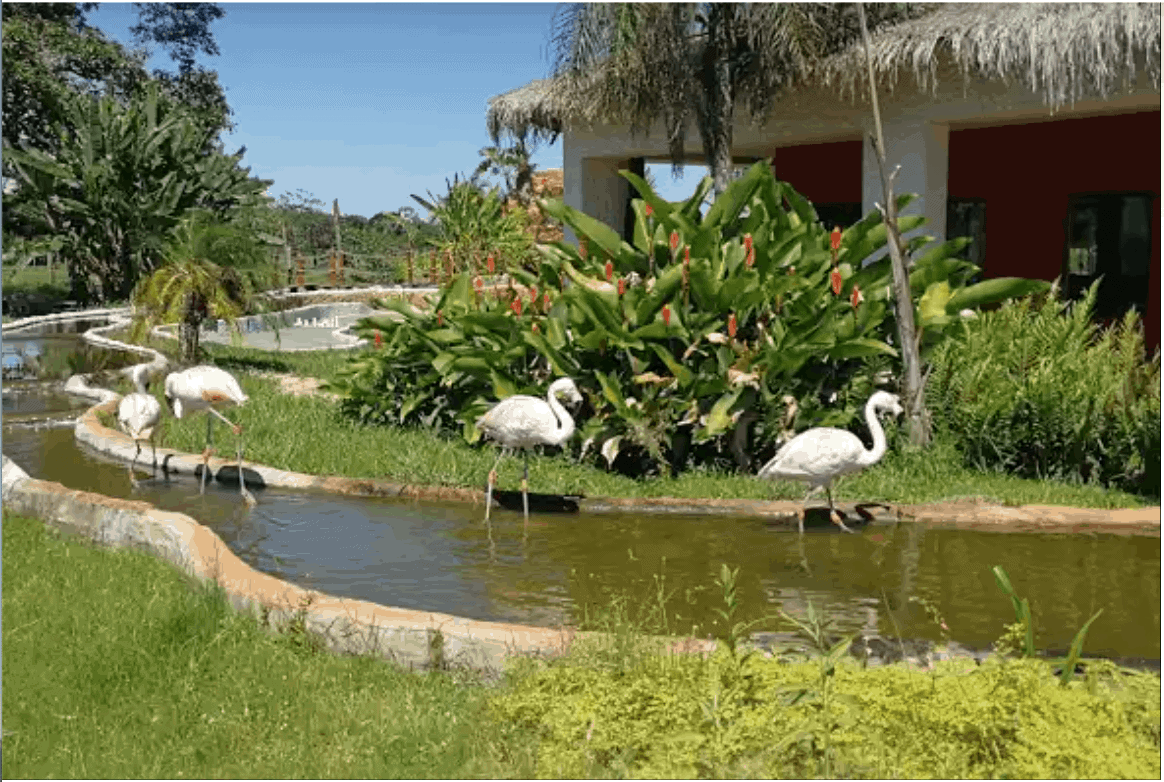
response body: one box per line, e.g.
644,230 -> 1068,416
488,650 -> 1160,779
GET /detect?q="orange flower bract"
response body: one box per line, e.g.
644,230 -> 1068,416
830,267 -> 843,296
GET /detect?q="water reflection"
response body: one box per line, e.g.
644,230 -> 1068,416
4,380 -> 1159,664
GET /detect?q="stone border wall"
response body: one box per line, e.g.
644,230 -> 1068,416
2,455 -> 577,675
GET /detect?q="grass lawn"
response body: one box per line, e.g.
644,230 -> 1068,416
1,511 -> 538,778
103,339 -> 1155,510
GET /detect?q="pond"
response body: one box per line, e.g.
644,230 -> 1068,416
3,321 -> 1160,668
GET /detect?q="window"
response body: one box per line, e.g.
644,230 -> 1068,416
814,202 -> 863,231
1064,192 -> 1154,319
946,198 -> 987,279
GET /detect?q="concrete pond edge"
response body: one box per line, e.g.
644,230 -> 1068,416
73,397 -> 1160,537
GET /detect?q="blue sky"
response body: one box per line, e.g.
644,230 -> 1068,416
87,2 -> 705,219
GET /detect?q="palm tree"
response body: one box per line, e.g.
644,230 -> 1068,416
474,139 -> 537,208
130,210 -> 274,363
548,3 -> 923,197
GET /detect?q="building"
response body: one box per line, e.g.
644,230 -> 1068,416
488,3 -> 1161,351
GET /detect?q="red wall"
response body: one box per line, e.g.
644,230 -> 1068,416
771,139 -> 863,204
948,111 -> 1160,352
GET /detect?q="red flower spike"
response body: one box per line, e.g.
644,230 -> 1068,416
850,284 -> 864,308
529,285 -> 538,304
744,234 -> 753,253
543,292 -> 551,309
684,246 -> 690,265
830,267 -> 843,296
532,322 -> 540,335
618,277 -> 626,297
473,275 -> 484,291
437,311 -> 444,326
604,260 -> 613,282
830,226 -> 842,252
511,298 -> 522,317
746,246 -> 755,268
486,255 -> 495,274
662,304 -> 671,327
728,313 -> 738,339
645,203 -> 654,218
374,331 -> 382,349
669,231 -> 679,252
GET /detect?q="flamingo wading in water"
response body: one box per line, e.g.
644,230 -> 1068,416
477,377 -> 583,522
758,390 -> 902,534
117,363 -> 163,486
164,365 -> 256,506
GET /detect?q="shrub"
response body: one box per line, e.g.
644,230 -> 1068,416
487,651 -> 1160,779
927,281 -> 1160,497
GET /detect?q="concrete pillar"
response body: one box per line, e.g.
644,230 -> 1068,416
862,120 -> 949,262
562,138 -> 630,246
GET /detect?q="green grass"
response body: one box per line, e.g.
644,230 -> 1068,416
132,356 -> 1152,509
1,511 -> 538,778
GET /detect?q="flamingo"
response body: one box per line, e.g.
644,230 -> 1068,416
758,390 -> 902,534
164,365 -> 256,506
117,364 -> 162,486
477,377 -> 583,522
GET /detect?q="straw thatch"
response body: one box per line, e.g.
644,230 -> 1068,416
487,3 -> 1161,141
814,3 -> 1161,109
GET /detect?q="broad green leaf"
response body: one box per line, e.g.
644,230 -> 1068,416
947,277 -> 1051,312
918,281 -> 953,325
700,387 -> 744,439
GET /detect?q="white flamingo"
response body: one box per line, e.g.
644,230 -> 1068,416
758,390 -> 902,534
164,365 -> 256,506
477,377 -> 583,522
117,364 -> 163,486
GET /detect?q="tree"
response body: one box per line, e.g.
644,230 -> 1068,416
474,139 -> 537,208
130,210 -> 273,363
2,3 -> 147,163
548,3 -> 922,197
856,2 -> 926,445
128,3 -> 234,137
4,82 -> 270,303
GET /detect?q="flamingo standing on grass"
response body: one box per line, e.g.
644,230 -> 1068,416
117,363 -> 163,486
477,377 -> 583,522
758,390 -> 902,534
164,365 -> 256,506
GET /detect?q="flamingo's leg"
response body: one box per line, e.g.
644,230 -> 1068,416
150,438 -> 158,479
238,427 -> 256,507
827,486 -> 855,533
521,452 -> 530,523
127,441 -> 141,487
201,415 -> 213,493
484,450 -> 505,521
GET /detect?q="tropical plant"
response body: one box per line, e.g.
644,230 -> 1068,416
411,175 -> 535,276
334,160 -> 1048,478
927,280 -> 1161,497
129,210 -> 275,363
4,82 -> 270,303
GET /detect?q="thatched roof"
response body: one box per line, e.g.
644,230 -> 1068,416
487,3 -> 1161,141
814,3 -> 1161,109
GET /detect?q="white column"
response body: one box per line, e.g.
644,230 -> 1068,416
861,120 -> 949,262
562,134 -> 630,246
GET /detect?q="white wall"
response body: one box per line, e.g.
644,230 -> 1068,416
559,75 -> 1159,252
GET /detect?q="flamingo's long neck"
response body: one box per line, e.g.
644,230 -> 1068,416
859,397 -> 889,467
133,369 -> 149,395
545,385 -> 576,446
